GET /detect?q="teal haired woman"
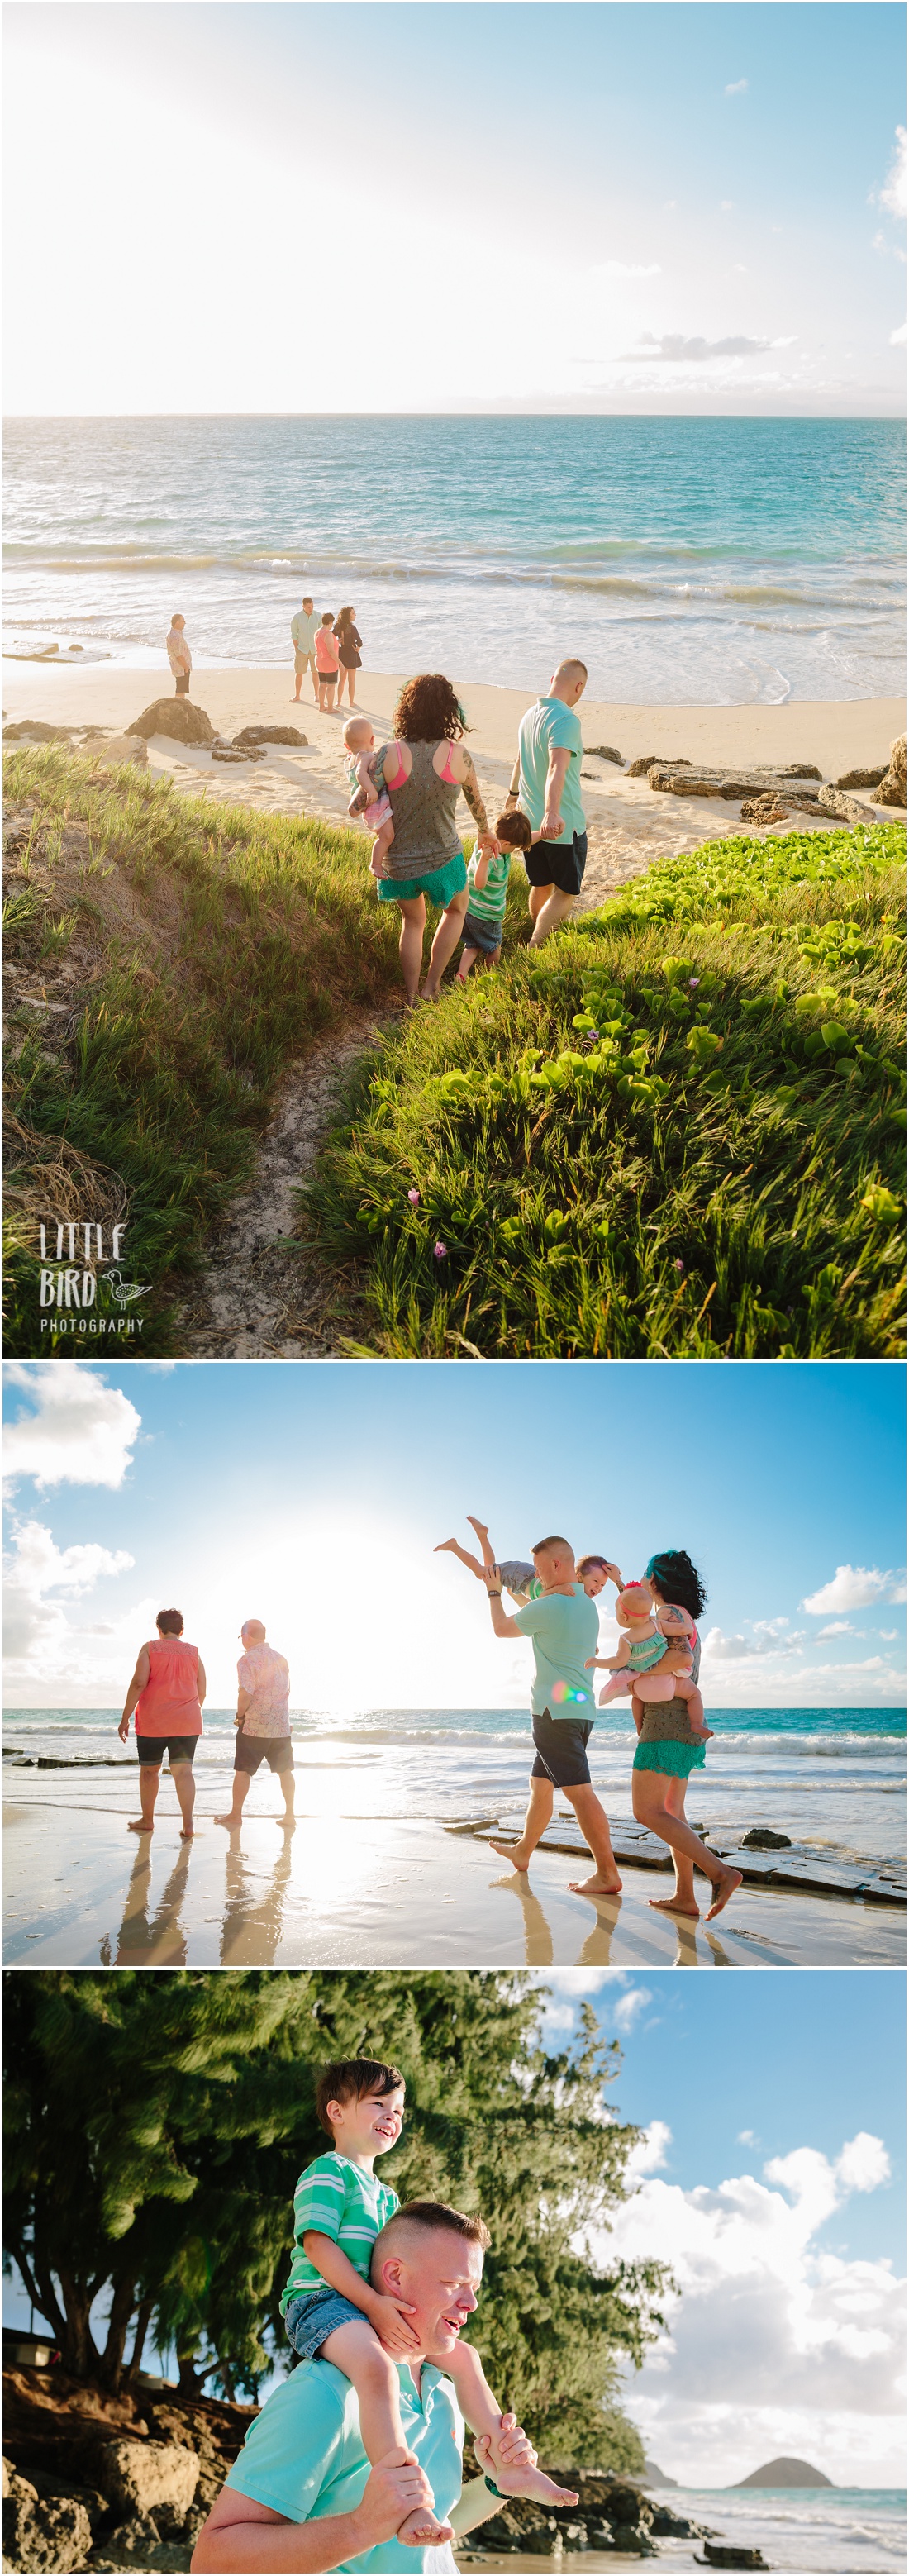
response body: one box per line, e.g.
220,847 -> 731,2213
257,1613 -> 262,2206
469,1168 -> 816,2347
630,1548 -> 743,1925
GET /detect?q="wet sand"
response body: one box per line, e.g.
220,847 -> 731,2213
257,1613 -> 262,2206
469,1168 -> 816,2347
3,662 -> 903,918
5,1796 -> 903,1971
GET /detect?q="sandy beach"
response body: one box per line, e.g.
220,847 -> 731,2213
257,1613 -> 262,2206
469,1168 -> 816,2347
4,1787 -> 903,1971
3,661 -> 903,917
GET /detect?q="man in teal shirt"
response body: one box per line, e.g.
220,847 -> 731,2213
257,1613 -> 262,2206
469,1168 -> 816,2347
291,597 -> 320,704
505,659 -> 588,945
193,2202 -> 574,2574
487,1534 -> 623,1898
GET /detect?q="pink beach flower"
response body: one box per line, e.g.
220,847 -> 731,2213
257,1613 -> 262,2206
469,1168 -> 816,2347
407,1188 -> 421,1206
433,1240 -> 448,1260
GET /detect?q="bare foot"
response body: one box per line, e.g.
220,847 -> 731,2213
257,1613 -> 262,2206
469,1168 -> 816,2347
488,1837 -> 529,1871
127,1819 -> 152,1834
496,2464 -> 579,2507
649,1895 -> 700,1917
214,1812 -> 242,1829
706,1866 -> 743,1921
179,1826 -> 195,1840
568,1872 -> 623,1897
466,1516 -> 490,1540
397,2509 -> 454,2547
433,1538 -> 462,1555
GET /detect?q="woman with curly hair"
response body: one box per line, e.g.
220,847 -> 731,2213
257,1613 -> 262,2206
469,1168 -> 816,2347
628,1548 -> 741,1924
378,674 -> 500,1004
333,606 -> 363,710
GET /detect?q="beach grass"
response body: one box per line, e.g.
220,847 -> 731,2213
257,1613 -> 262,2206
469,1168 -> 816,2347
2,744 -> 402,1353
302,823 -> 906,1358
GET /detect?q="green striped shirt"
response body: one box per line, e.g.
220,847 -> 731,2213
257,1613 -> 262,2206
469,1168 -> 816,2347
466,849 -> 511,926
281,2154 -> 400,2315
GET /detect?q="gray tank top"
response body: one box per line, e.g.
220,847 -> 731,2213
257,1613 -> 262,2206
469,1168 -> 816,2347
383,739 -> 461,878
636,1607 -> 701,1744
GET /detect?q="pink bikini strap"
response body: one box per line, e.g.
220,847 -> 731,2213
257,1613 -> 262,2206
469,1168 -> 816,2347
383,742 -> 409,790
436,740 -> 461,783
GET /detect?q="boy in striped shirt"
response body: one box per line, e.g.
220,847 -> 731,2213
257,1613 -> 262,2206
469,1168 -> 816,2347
281,2056 -> 569,2549
455,809 -> 532,982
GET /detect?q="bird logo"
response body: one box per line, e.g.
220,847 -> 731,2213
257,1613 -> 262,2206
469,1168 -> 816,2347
102,1267 -> 152,1309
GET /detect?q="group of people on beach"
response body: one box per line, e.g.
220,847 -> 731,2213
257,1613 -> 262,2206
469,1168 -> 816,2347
193,2054 -> 579,2573
117,1533 -> 740,1926
166,592 -> 592,1002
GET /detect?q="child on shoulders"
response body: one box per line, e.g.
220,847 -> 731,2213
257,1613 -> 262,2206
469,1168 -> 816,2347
435,1515 -> 615,1602
281,2057 -> 569,2549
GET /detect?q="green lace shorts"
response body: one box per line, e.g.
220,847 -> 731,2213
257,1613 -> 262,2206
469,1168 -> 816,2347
633,1739 -> 707,1780
377,850 -> 467,908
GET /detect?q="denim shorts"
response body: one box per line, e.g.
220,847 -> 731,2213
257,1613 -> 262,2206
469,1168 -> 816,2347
284,2287 -> 364,2358
462,909 -> 502,955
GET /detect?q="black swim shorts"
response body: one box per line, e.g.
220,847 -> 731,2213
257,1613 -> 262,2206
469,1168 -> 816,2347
523,831 -> 588,898
136,1734 -> 198,1766
531,1704 -> 593,1788
174,674 -> 190,696
234,1732 -> 294,1777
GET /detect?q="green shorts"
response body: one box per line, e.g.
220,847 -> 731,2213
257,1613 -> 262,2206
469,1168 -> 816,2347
633,1740 -> 706,1780
377,850 -> 467,908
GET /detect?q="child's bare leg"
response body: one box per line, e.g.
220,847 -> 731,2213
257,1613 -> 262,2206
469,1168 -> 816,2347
455,944 -> 481,981
465,1517 -> 498,1578
446,2345 -> 573,2506
434,1538 -> 485,1578
369,818 -> 395,878
318,2322 -> 450,2545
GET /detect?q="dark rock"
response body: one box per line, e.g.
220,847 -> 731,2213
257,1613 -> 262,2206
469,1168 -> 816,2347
778,763 -> 822,779
816,781 -> 874,824
2,2463 -> 93,2571
210,740 -> 267,764
742,1827 -> 792,1850
231,725 -> 308,749
740,795 -> 791,824
127,700 -> 217,746
651,764 -> 821,801
697,2549 -> 767,2570
876,732 -> 906,808
626,755 -> 692,777
603,2483 -> 652,2526
612,2526 -> 658,2555
585,744 -> 624,765
650,2505 -> 699,2534
836,766 -> 888,789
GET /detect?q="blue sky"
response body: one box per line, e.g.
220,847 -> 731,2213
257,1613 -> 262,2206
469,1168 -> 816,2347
3,1359 -> 906,1707
4,5 -> 905,412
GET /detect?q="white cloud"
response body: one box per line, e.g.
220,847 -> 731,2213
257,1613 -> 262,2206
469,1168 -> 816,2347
627,2119 -> 673,2181
737,2131 -> 758,2147
814,1620 -> 858,1640
724,79 -> 749,96
612,1986 -> 653,2034
890,321 -> 907,345
4,1364 -> 140,1490
3,1516 -> 136,1688
624,333 -> 772,363
802,1564 -> 907,1613
702,1625 -> 802,1663
584,2133 -> 903,2487
877,126 -> 907,223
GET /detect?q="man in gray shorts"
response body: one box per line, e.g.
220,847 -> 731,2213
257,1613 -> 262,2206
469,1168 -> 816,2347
291,595 -> 320,702
485,1535 -> 622,1897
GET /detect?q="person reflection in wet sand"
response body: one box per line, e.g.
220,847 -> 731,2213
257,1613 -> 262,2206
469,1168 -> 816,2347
489,1866 -> 621,1968
219,1827 -> 295,1969
102,1837 -> 193,1968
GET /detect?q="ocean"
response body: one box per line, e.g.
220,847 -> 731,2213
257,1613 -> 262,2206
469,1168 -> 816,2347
3,1705 -> 904,1869
531,2486 -> 907,2576
3,414 -> 905,705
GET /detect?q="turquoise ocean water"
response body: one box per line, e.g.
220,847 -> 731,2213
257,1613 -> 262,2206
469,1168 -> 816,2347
3,414 -> 905,702
4,1705 -> 904,1866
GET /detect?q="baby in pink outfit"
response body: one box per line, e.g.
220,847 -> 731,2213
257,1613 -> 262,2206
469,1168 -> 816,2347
344,717 -> 395,879
588,1582 -> 711,1736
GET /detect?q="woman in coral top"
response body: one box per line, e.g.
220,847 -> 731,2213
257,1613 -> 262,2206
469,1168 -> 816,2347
118,1607 -> 206,1839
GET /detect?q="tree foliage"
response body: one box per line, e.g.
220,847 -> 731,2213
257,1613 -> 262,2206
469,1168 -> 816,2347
3,1971 -> 669,2464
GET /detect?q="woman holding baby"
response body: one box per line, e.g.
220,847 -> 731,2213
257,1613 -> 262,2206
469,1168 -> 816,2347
594,1547 -> 742,1923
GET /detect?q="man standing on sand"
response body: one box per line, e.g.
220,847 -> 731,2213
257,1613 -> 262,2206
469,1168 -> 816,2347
214,1618 -> 294,1832
504,659 -> 588,943
166,615 -> 192,697
291,595 -> 321,702
118,1608 -> 204,1839
485,1536 -> 622,1897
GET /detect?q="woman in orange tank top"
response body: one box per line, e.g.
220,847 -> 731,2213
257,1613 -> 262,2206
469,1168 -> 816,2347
118,1607 -> 206,1839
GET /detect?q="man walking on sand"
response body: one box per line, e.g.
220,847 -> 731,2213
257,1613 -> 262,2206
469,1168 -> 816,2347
166,614 -> 192,698
504,659 -> 588,943
214,1618 -> 294,1832
118,1608 -> 204,1839
291,595 -> 321,702
486,1536 -> 622,1897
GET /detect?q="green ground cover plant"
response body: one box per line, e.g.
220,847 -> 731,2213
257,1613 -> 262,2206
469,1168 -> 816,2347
305,823 -> 906,1357
3,745 -> 402,1354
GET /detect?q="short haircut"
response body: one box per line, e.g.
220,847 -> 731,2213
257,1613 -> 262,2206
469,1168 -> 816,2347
315,2057 -> 404,2138
577,1554 -> 608,1577
321,611 -> 334,625
170,614 -> 184,626
495,808 -> 532,850
555,657 -> 588,683
241,1618 -> 266,1644
532,1534 -> 573,1558
375,2199 -> 492,2259
302,595 -> 313,605
156,1608 -> 183,1635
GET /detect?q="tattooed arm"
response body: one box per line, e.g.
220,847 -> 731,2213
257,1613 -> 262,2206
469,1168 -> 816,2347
454,748 -> 498,850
